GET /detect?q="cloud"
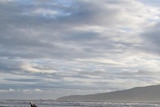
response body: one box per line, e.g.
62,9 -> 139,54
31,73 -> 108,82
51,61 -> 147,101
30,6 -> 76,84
20,62 -> 58,74
140,0 -> 160,7
140,23 -> 160,55
0,0 -> 160,99
0,0 -> 157,60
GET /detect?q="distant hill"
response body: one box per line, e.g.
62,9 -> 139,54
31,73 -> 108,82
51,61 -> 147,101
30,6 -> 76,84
57,84 -> 160,102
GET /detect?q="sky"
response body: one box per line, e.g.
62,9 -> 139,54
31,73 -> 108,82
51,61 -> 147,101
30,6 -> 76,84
0,0 -> 160,100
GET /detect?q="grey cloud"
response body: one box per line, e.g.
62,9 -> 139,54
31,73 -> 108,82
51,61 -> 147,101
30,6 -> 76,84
0,76 -> 63,90
0,58 -> 22,73
0,0 -> 159,99
114,70 -> 160,84
61,1 -> 121,26
140,0 -> 160,7
0,0 -> 142,60
118,70 -> 155,76
62,31 -> 99,42
4,78 -> 40,83
141,23 -> 160,55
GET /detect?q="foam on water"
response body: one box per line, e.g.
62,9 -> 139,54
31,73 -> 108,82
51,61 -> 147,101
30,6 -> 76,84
0,100 -> 159,107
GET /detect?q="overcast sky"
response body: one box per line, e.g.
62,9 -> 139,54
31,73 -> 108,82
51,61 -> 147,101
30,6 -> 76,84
0,0 -> 160,100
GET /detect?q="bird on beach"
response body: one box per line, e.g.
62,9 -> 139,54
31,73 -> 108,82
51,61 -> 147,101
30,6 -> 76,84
30,101 -> 37,107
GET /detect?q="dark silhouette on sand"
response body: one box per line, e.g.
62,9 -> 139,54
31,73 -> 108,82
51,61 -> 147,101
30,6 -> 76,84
30,102 -> 37,107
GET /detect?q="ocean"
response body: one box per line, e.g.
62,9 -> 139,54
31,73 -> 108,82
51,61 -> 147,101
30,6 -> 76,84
0,100 -> 159,107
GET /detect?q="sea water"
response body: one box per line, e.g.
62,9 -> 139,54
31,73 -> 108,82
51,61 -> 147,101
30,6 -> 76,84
0,100 -> 159,107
